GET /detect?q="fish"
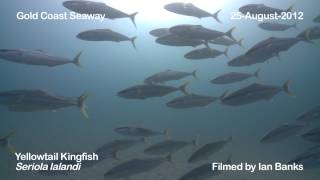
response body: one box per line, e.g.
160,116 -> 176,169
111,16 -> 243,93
104,154 -> 171,179
0,130 -> 16,154
114,126 -> 169,138
210,36 -> 243,47
144,137 -> 197,156
188,137 -> 232,163
169,25 -> 236,41
144,69 -> 197,84
297,26 -> 320,42
314,15 -> 320,23
179,156 -> 231,180
156,34 -> 205,47
0,49 -> 82,67
166,91 -> 227,109
260,124 -> 305,143
210,69 -> 260,84
258,22 -> 297,31
0,90 -> 89,119
184,47 -> 229,60
228,53 -> 274,67
288,145 -> 320,169
239,4 -> 293,15
221,80 -> 293,106
301,128 -> 320,143
77,29 -> 137,49
296,106 -> 320,123
164,3 -> 221,23
63,0 -> 138,27
149,28 -> 170,37
117,82 -> 188,99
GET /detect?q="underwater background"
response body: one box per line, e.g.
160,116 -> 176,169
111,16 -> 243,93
0,0 -> 319,179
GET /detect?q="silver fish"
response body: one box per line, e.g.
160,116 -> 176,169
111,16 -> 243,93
179,156 -> 231,180
114,126 -> 168,138
63,0 -> 138,26
184,47 -> 228,60
149,28 -> 170,37
144,138 -> 197,156
210,36 -> 243,47
156,33 -> 205,47
104,155 -> 171,179
301,128 -> 320,143
166,92 -> 227,109
228,51 -> 274,67
296,106 -> 320,123
188,137 -> 232,163
0,90 -> 89,119
164,3 -> 221,23
288,145 -> 320,169
258,22 -> 297,31
169,25 -> 236,41
260,124 -> 305,143
117,83 -> 188,99
0,131 -> 15,154
77,29 -> 136,49
0,49 -> 82,67
144,69 -> 197,84
210,69 -> 260,84
239,4 -> 293,15
221,81 -> 293,106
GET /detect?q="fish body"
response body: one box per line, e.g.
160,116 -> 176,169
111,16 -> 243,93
104,155 -> 171,179
149,28 -> 170,37
144,70 -> 197,84
77,29 -> 136,48
239,4 -> 293,15
288,145 -> 320,169
210,36 -> 243,47
63,0 -> 137,26
114,126 -> 167,138
260,124 -> 305,143
0,90 -> 89,118
258,22 -> 297,31
144,139 -> 195,155
0,49 -> 82,67
210,70 -> 259,84
188,137 -> 232,163
117,83 -> 188,99
164,3 -> 221,23
184,47 -> 228,60
296,106 -> 320,123
301,128 -> 320,143
96,139 -> 143,159
166,94 -> 219,108
169,25 -> 235,41
221,81 -> 292,106
156,34 -> 204,47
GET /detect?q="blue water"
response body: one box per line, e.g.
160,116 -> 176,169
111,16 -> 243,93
0,0 -> 320,179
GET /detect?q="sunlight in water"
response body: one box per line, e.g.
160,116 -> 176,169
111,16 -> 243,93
103,0 -> 230,22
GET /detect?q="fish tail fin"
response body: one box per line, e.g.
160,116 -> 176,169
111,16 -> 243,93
191,135 -> 199,146
212,9 -> 222,23
165,154 -> 172,163
1,130 -> 16,154
179,82 -> 189,95
282,80 -> 295,97
129,12 -> 138,27
163,129 -> 170,139
219,90 -> 229,100
225,27 -> 236,41
73,50 -> 83,68
253,68 -> 261,78
78,91 -> 90,119
204,40 -> 210,48
237,38 -> 244,48
191,69 -> 198,80
130,36 -> 137,49
287,5 -> 294,12
224,47 -> 229,59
